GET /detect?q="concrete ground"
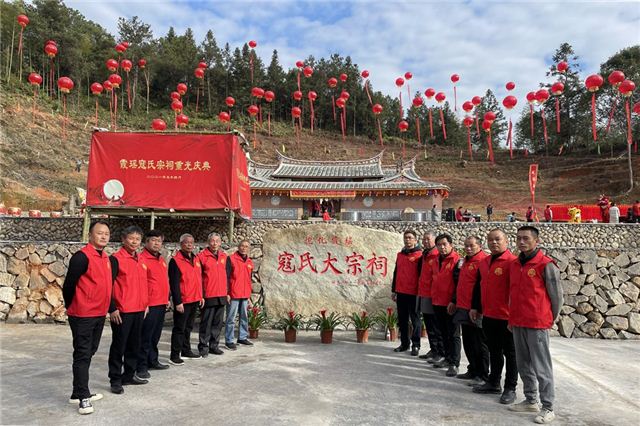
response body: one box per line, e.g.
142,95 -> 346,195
0,324 -> 639,426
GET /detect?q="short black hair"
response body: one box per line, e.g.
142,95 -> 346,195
89,220 -> 109,232
517,225 -> 539,238
120,225 -> 144,239
145,229 -> 164,241
403,229 -> 417,239
465,235 -> 482,245
435,233 -> 452,244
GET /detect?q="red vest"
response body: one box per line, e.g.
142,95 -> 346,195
508,250 -> 554,329
173,251 -> 203,304
418,248 -> 439,297
479,250 -> 517,320
229,252 -> 254,299
430,251 -> 461,306
140,249 -> 169,307
199,249 -> 228,298
112,248 -> 149,313
456,251 -> 488,310
394,248 -> 423,295
67,245 -> 112,317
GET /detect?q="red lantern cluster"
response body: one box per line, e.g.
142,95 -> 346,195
251,87 -> 265,98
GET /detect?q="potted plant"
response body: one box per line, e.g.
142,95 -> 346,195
247,305 -> 268,339
309,309 -> 344,344
349,311 -> 373,343
375,307 -> 398,341
275,310 -> 304,343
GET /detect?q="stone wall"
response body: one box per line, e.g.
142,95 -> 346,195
2,217 -> 640,250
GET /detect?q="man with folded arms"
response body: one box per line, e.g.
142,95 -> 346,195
108,226 -> 149,394
225,240 -> 255,349
198,232 -> 228,357
417,231 -> 445,363
63,221 -> 113,415
136,230 -> 170,378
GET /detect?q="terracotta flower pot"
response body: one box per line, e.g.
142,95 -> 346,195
284,328 -> 297,343
388,328 -> 398,342
356,329 -> 369,343
320,329 -> 333,344
249,329 -> 259,339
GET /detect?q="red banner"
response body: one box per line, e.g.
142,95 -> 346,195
290,190 -> 356,199
529,164 -> 538,200
87,132 -> 251,218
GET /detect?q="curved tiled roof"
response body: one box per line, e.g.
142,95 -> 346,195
271,151 -> 384,178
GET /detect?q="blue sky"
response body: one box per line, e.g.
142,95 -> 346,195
67,0 -> 640,115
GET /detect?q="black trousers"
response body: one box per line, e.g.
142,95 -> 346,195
108,311 -> 144,385
198,305 -> 225,352
68,316 -> 104,399
484,316 -> 518,390
137,305 -> 166,373
396,293 -> 421,348
433,305 -> 461,366
422,313 -> 444,356
170,302 -> 198,358
461,323 -> 490,380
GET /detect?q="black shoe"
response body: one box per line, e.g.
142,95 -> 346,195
225,342 -> 237,350
427,355 -> 445,364
149,362 -> 169,370
473,382 -> 503,394
500,389 -> 517,404
182,352 -> 202,359
122,375 -> 148,385
410,346 -> 420,356
419,350 -> 435,360
169,357 -> 184,366
209,347 -> 224,355
136,371 -> 151,379
456,371 -> 475,380
446,365 -> 459,377
110,384 -> 124,394
78,398 -> 94,415
199,350 -> 209,358
237,339 -> 253,346
393,345 -> 410,352
432,359 -> 449,369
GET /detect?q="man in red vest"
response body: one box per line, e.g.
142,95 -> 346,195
508,226 -> 563,424
471,229 -> 519,405
168,233 -> 204,364
417,231 -> 444,363
198,232 -> 228,357
426,233 -> 462,377
391,230 -> 423,355
543,205 -> 553,223
108,226 -> 149,395
452,235 -> 489,385
63,221 -> 113,415
632,200 -> 640,223
225,240 -> 255,349
136,230 -> 170,379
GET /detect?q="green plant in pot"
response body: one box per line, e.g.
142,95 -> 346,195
309,309 -> 344,344
349,311 -> 373,343
374,307 -> 398,341
275,310 -> 304,343
247,305 -> 268,339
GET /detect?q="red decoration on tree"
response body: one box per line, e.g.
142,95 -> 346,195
248,105 -> 259,116
506,81 -> 516,91
608,70 -> 625,87
151,119 -> 166,131
194,68 -> 205,79
17,14 -> 29,27
198,61 -> 207,69
303,66 -> 313,78
293,91 -> 303,101
372,104 -> 383,114
484,111 -> 496,122
471,96 -> 482,106
177,83 -> 188,96
328,77 -> 338,88
218,111 -> 230,122
44,43 -> 57,57
462,101 -> 474,112
106,59 -> 118,72
585,74 -> 604,141
115,43 -> 126,54
138,58 -> 146,68
291,107 -> 302,118
398,120 -> 409,131
170,91 -> 181,101
171,100 -> 183,113
361,70 -> 370,78
463,116 -> 474,160
176,113 -> 189,128
251,87 -> 265,98
412,97 -> 423,107
557,61 -> 568,73
339,73 -> 348,82
225,96 -> 235,107
340,90 -> 350,100
248,40 -> 257,48
264,91 -> 275,102
108,74 -> 122,88
121,59 -> 132,72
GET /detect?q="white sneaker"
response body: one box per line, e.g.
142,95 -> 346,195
78,398 -> 94,415
69,393 -> 103,404
508,400 -> 540,413
534,409 -> 555,424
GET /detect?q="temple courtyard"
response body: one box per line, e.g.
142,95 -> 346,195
0,324 -> 638,425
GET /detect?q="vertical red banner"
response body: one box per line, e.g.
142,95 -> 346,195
529,164 -> 538,220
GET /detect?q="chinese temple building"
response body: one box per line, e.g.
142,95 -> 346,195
248,151 -> 450,220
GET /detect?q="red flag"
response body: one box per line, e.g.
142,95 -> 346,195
529,163 -> 538,206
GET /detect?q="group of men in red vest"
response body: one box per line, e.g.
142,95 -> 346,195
391,226 -> 563,424
62,222 -> 254,415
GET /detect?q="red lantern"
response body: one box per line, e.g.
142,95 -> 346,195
248,40 -> 257,48
176,113 -> 189,128
115,43 -> 126,53
218,111 -> 230,122
340,90 -> 350,100
106,59 -> 118,72
506,81 -> 516,91
608,70 -> 625,87
264,91 -> 275,102
121,59 -> 132,72
177,83 -> 188,95
336,97 -> 346,108
198,61 -> 207,69
293,91 -> 303,101
451,74 -> 460,83
90,82 -> 104,95
471,96 -> 482,106
28,73 -> 42,86
633,102 -> 640,115
303,66 -> 313,78
138,58 -> 147,69
551,82 -> 565,96
526,92 -> 536,104
225,97 -> 235,107
102,80 -> 113,91
435,92 -> 446,103
412,97 -> 423,107
194,68 -> 205,79
372,104 -> 383,114
462,101 -> 474,112
424,88 -> 436,99
121,41 -> 130,48
295,60 -> 304,69
291,107 -> 302,118
502,96 -> 517,110
395,77 -> 405,87
463,116 -> 474,127
619,79 -> 636,97
171,100 -> 183,112
404,72 -> 413,80
361,70 -> 370,78
328,77 -> 338,88
308,91 -> 317,101
44,43 -> 58,58
251,87 -> 265,98
585,74 -> 604,92
17,14 -> 29,28
170,91 -> 181,101
339,73 -> 348,82
151,119 -> 166,131
482,120 -> 492,131
557,61 -> 568,73
57,77 -> 74,93
535,89 -> 550,104
108,74 -> 122,89
484,111 -> 496,122
248,105 -> 259,116
398,120 -> 409,132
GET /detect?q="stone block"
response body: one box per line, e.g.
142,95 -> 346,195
29,270 -> 46,290
604,289 -> 625,306
51,305 -> 67,323
579,284 -> 596,297
561,279 -> 580,296
560,306 -> 575,315
39,300 -> 53,315
16,288 -> 30,298
0,272 -> 15,287
557,316 -> 575,337
572,328 -> 591,338
590,295 -> 608,313
627,262 -> 640,277
615,270 -> 631,283
7,258 -> 26,275
619,283 -> 639,302
6,297 -> 28,323
604,316 -> 628,330
48,261 -> 66,277
587,311 -> 605,326
627,312 -> 640,334
599,328 -> 618,339
575,302 -> 593,315
618,331 -> 640,339
44,285 -> 63,308
0,254 -> 7,273
28,253 -> 42,266
579,321 -> 600,336
575,251 -> 598,265
570,313 -> 588,326
42,254 -> 57,264
39,267 -> 57,283
14,248 -> 29,260
605,303 -> 633,316
0,287 -> 16,305
0,301 -> 10,314
26,300 -> 38,317
594,276 -> 613,290
56,246 -> 70,258
613,252 -> 631,268
581,263 -> 597,275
